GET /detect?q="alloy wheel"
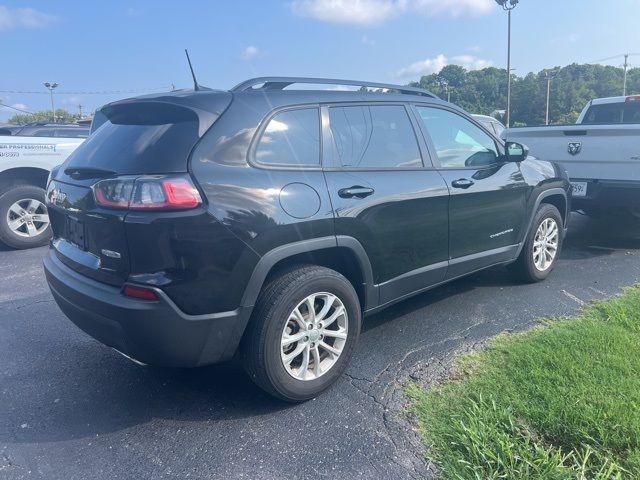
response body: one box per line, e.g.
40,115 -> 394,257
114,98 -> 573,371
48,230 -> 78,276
532,217 -> 559,271
280,292 -> 348,381
6,198 -> 50,238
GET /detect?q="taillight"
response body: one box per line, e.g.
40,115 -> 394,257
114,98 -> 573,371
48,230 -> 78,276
626,95 -> 640,103
93,175 -> 202,211
123,284 -> 159,301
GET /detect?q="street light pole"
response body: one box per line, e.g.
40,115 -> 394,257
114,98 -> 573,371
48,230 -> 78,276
496,0 -> 519,128
43,82 -> 59,123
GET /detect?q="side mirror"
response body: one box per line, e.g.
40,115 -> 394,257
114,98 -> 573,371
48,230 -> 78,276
504,141 -> 528,162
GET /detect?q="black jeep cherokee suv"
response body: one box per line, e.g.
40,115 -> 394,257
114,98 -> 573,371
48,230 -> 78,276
44,77 -> 570,401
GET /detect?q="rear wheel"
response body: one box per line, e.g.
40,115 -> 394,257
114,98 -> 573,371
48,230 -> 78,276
242,266 -> 361,402
509,204 -> 563,283
0,184 -> 51,249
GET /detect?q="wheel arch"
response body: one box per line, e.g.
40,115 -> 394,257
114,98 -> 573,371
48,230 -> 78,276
240,236 -> 376,313
0,167 -> 50,193
516,188 -> 568,257
539,192 -> 568,227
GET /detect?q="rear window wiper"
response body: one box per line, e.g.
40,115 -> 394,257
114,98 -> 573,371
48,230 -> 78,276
64,166 -> 117,179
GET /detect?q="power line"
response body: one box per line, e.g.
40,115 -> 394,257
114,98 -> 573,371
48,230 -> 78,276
589,53 -> 640,64
0,102 -> 33,114
0,85 -> 174,95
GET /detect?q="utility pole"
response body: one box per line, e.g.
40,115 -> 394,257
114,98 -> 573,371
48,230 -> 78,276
495,0 -> 519,128
43,82 -> 59,123
78,104 -> 83,117
623,53 -> 629,96
544,69 -> 558,125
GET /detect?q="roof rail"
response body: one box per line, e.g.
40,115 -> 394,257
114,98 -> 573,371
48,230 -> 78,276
231,77 -> 438,98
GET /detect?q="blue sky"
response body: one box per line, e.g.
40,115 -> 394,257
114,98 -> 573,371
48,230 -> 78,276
1,0 -> 638,120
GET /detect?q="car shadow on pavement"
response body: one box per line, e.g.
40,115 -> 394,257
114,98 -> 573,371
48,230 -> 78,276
2,342 -> 291,444
563,213 -> 640,253
3,214 -> 639,445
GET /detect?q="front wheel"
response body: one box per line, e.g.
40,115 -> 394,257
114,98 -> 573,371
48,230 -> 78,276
509,204 -> 563,283
0,184 -> 52,249
242,266 -> 361,402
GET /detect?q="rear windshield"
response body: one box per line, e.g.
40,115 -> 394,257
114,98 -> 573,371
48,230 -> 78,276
66,103 -> 202,174
582,102 -> 640,124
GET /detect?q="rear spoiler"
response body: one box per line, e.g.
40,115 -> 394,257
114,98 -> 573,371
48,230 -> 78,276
91,91 -> 232,137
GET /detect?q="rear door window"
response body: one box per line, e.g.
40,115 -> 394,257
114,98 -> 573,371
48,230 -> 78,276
328,105 -> 422,168
254,108 -> 320,167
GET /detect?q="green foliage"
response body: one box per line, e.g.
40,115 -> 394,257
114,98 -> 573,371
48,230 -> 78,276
409,63 -> 639,126
407,286 -> 640,479
8,109 -> 79,125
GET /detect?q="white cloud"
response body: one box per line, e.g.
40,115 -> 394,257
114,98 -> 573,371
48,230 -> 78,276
395,54 -> 492,78
291,0 -> 400,26
395,54 -> 448,77
290,0 -> 494,26
240,46 -> 262,60
0,6 -> 58,31
451,55 -> 493,70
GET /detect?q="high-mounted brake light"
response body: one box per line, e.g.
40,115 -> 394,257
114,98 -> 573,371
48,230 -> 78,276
626,95 -> 640,103
93,175 -> 202,211
123,285 -> 159,301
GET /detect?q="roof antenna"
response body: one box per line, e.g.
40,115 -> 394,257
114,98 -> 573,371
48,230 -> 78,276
185,49 -> 200,91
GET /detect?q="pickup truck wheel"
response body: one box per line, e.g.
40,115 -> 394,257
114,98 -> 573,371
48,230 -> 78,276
242,266 -> 361,402
509,204 -> 563,283
0,185 -> 52,249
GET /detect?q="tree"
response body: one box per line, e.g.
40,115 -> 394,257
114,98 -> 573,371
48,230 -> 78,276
8,109 -> 79,125
407,63 -> 639,126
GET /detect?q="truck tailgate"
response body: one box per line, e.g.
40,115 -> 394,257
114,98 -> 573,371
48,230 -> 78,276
505,125 -> 640,181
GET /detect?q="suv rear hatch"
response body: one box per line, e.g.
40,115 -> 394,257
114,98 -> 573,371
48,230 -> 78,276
47,91 -> 232,287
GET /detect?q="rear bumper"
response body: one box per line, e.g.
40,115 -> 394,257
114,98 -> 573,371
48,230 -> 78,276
571,179 -> 640,211
43,249 -> 252,367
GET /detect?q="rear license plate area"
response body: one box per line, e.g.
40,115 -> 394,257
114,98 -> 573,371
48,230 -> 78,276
570,181 -> 588,197
66,216 -> 86,249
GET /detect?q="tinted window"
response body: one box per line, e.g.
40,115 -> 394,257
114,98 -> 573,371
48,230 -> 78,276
417,107 -> 499,168
32,129 -> 54,137
65,103 -> 201,174
255,108 -> 320,166
328,105 -> 422,168
582,103 -> 640,124
55,129 -> 89,138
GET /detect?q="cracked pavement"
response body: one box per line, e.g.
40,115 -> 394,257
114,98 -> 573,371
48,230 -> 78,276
1,213 -> 639,479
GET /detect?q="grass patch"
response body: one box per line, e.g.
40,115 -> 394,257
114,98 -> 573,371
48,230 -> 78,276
407,286 -> 640,479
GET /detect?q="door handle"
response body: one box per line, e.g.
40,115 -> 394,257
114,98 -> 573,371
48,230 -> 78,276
451,178 -> 475,189
338,186 -> 375,199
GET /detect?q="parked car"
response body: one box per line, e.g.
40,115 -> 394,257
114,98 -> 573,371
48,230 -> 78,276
44,77 -> 570,401
472,114 -> 506,137
8,123 -> 90,138
0,134 -> 85,248
504,95 -> 640,218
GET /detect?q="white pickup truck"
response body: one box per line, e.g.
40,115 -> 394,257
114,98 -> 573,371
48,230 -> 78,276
505,95 -> 640,218
0,135 -> 84,248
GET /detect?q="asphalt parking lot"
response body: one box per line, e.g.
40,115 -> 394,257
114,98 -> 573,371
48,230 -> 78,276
2,213 -> 639,480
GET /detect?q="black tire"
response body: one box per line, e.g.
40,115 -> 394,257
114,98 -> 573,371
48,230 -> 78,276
242,265 -> 361,402
0,184 -> 52,249
509,204 -> 563,283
